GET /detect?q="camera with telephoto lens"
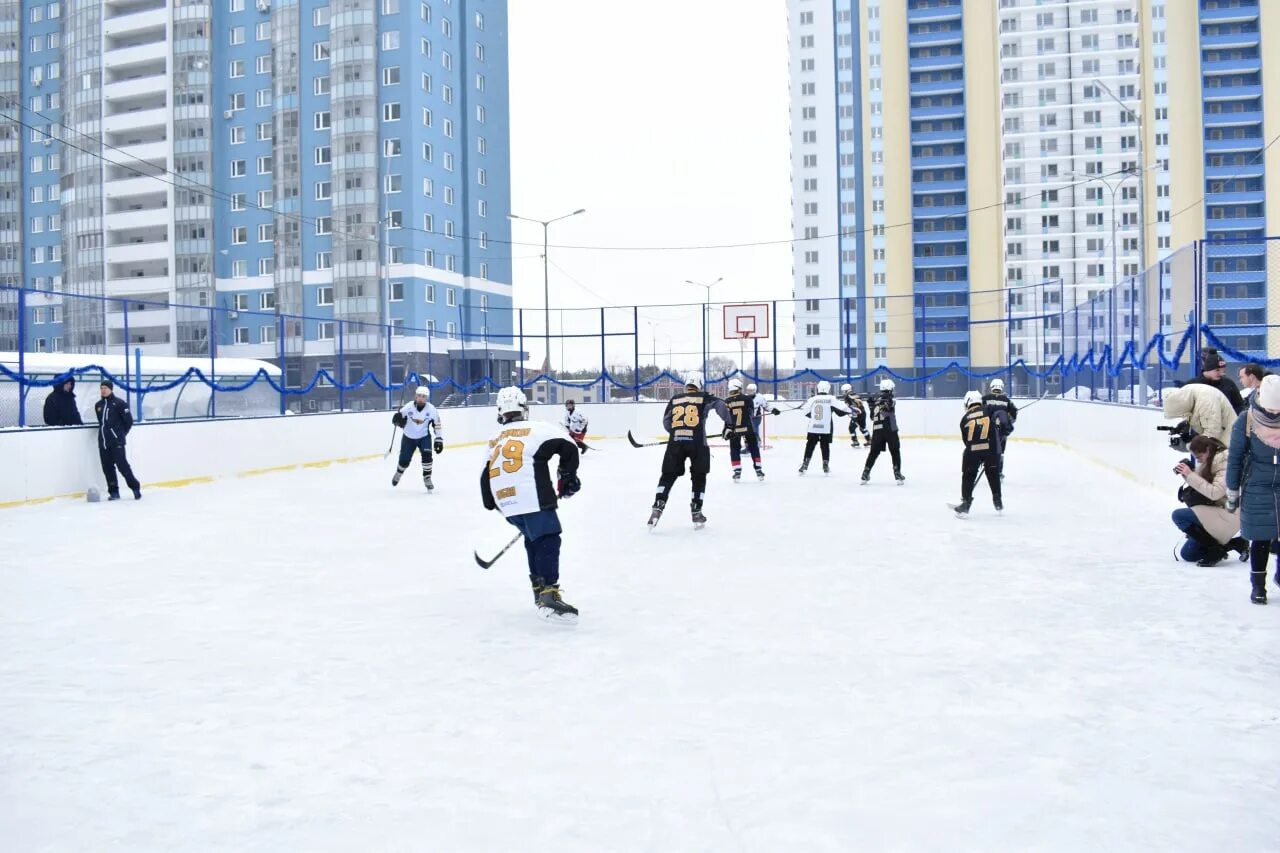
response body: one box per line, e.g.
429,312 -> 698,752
1157,421 -> 1193,452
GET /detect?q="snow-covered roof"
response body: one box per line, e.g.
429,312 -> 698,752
0,352 -> 282,378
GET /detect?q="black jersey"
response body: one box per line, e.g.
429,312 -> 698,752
981,392 -> 1018,430
960,406 -> 998,453
663,391 -> 731,446
869,392 -> 898,432
841,393 -> 865,417
723,392 -> 756,436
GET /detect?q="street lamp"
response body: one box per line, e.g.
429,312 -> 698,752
684,277 -> 723,379
1093,79 -> 1148,277
508,209 -> 586,374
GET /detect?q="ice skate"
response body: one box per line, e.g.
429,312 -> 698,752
950,500 -> 971,518
798,461 -> 808,475
423,472 -> 434,492
536,585 -> 579,623
993,500 -> 1003,515
691,499 -> 707,530
860,469 -> 870,485
894,470 -> 906,485
732,468 -> 742,482
755,466 -> 765,481
647,498 -> 666,531
822,461 -> 830,475
392,468 -> 403,486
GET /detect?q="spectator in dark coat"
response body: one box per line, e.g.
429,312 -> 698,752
1186,348 -> 1245,414
1226,375 -> 1280,604
94,379 -> 141,501
42,376 -> 83,426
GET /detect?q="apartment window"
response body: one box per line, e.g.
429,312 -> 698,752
382,32 -> 400,50
257,88 -> 271,108
421,37 -> 432,56
383,0 -> 399,12
383,102 -> 401,121
477,167 -> 487,186
314,42 -> 330,61
442,18 -> 451,37
390,281 -> 404,302
232,226 -> 248,244
258,258 -> 275,276
384,138 -> 401,157
315,111 -> 331,130
230,26 -> 245,45
229,92 -> 245,112
260,325 -> 277,344
318,322 -> 335,341
315,146 -> 331,165
383,66 -> 400,86
478,199 -> 487,217
230,160 -> 246,177
446,288 -> 456,307
805,348 -> 821,360
314,76 -> 330,95
233,260 -> 248,278
315,216 -> 331,235
256,55 -> 271,75
444,186 -> 455,205
230,60 -> 245,78
257,155 -> 272,174
476,43 -> 485,63
421,72 -> 433,92
317,253 -> 333,271
256,21 -> 271,41
258,223 -> 274,242
256,121 -> 272,141
231,193 -> 246,211
475,73 -> 485,92
315,181 -> 332,200
387,210 -> 403,229
229,126 -> 247,145
234,327 -> 249,344
422,107 -> 433,126
422,177 -> 434,197
425,284 -> 435,303
385,175 -> 402,193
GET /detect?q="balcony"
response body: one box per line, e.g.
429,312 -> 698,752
909,54 -> 964,71
1204,297 -> 1267,312
910,104 -> 965,121
913,228 -> 969,244
1203,136 -> 1266,154
104,39 -> 168,69
912,204 -> 967,218
911,153 -> 966,169
105,175 -> 169,198
913,253 -> 969,269
912,179 -> 967,194
909,79 -> 964,97
1203,110 -> 1264,129
105,206 -> 170,231
1204,190 -> 1266,206
1205,216 -> 1267,233
106,307 -> 174,330
911,129 -> 966,144
1201,84 -> 1262,101
906,4 -> 961,23
105,276 -> 172,297
1201,57 -> 1262,75
908,30 -> 963,48
912,280 -> 969,294
1201,31 -> 1260,50
105,240 -> 171,265
104,140 -> 169,169
103,75 -> 167,103
1204,163 -> 1264,180
103,106 -> 168,135
1200,6 -> 1259,24
103,6 -> 168,38
913,304 -> 969,320
1203,241 -> 1268,257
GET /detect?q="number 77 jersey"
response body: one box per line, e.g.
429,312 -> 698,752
960,408 -> 997,453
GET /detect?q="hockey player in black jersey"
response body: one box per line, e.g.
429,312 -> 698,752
952,391 -> 1003,517
649,373 -> 731,529
981,377 -> 1017,455
723,378 -> 774,482
840,383 -> 871,448
861,379 -> 905,485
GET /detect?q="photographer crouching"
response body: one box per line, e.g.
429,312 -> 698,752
1171,435 -> 1247,566
1161,383 -> 1235,446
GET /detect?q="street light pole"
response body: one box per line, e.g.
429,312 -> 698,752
684,277 -> 723,380
508,209 -> 586,375
1094,79 -> 1148,278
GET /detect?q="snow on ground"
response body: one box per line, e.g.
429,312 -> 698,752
2,434 -> 1278,851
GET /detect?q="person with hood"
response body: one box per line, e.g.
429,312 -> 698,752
1226,374 -> 1280,604
1186,348 -> 1244,414
1171,435 -> 1246,566
94,379 -> 141,501
1161,382 -> 1235,447
42,375 -> 83,426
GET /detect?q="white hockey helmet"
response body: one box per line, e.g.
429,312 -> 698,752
496,386 -> 528,417
840,383 -> 852,393
816,380 -> 832,395
963,390 -> 983,408
415,385 -> 430,398
727,378 -> 743,393
684,372 -> 704,390
746,383 -> 758,394
989,377 -> 1005,393
879,378 -> 896,393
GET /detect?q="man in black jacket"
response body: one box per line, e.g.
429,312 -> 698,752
1186,349 -> 1244,414
94,380 -> 141,500
42,376 -> 83,426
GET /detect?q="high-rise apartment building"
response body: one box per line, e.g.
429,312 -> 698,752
0,0 -> 514,395
789,0 -> 1280,381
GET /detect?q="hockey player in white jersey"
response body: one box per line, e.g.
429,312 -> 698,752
480,387 -> 582,622
390,387 -> 444,490
746,382 -> 778,439
798,380 -> 850,475
562,399 -> 590,453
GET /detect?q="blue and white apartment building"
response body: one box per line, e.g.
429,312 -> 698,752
0,0 -> 515,404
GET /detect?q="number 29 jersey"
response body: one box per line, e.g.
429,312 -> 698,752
663,391 -> 730,446
480,419 -> 580,517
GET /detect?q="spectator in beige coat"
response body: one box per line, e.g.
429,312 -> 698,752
1162,383 -> 1236,446
1172,435 -> 1246,566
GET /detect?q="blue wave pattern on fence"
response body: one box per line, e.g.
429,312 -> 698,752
0,323 -> 1204,397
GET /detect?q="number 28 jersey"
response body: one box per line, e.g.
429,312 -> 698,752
663,391 -> 730,446
480,419 -> 580,517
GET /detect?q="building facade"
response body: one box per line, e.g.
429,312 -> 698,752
788,0 -> 1280,385
0,0 -> 514,405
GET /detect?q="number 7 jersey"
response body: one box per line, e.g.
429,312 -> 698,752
480,419 -> 580,517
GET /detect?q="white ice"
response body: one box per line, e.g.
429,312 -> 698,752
2,436 -> 1278,851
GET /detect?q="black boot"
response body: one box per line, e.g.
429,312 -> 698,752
1228,537 -> 1249,562
1251,571 -> 1267,605
1184,524 -> 1227,567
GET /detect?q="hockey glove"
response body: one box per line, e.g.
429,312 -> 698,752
391,411 -> 407,428
722,428 -> 734,441
770,408 -> 781,416
433,438 -> 444,454
1226,490 -> 1240,512
557,471 -> 582,499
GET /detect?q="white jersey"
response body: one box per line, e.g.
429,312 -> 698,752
483,419 -> 578,517
398,401 -> 442,440
562,410 -> 589,435
751,394 -> 769,419
801,393 -> 848,435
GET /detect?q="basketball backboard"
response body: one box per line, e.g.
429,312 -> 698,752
722,303 -> 770,340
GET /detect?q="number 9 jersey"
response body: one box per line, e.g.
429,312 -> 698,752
480,419 -> 580,517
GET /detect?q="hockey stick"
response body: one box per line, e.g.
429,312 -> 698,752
384,362 -> 418,459
627,429 -> 668,448
475,532 -> 522,569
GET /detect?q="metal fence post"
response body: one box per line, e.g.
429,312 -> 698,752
385,320 -> 393,410
920,295 -> 928,399
16,286 -> 25,427
337,319 -> 346,412
209,306 -> 217,419
632,305 -> 639,402
599,307 -> 606,403
771,300 -> 779,400
122,297 -> 131,414
518,308 -> 525,388
1005,286 -> 1012,392
278,313 -> 287,415
134,348 -> 144,422
1090,298 -> 1097,400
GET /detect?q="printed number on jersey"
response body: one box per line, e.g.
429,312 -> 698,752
487,438 -> 525,478
965,416 -> 991,443
671,404 -> 701,429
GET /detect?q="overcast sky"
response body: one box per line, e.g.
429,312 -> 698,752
506,0 -> 792,371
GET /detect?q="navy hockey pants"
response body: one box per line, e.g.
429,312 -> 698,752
507,509 -> 563,586
397,434 -> 434,469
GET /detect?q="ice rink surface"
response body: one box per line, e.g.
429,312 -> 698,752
3,433 -> 1279,851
